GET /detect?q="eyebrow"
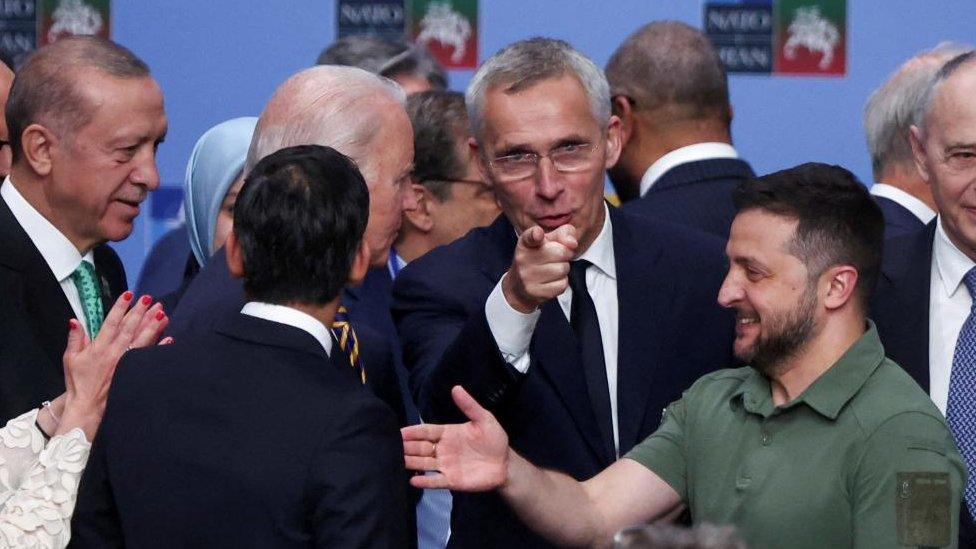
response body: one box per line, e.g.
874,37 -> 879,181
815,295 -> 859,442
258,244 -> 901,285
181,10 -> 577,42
494,134 -> 593,158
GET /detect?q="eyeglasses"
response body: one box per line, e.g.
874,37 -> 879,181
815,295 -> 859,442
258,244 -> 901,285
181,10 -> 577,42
487,142 -> 600,182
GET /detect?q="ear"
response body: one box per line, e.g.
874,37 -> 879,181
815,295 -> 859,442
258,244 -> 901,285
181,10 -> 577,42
611,95 -> 634,146
225,231 -> 245,279
821,265 -> 859,311
604,115 -> 623,170
469,136 -> 492,185
20,123 -> 58,177
908,125 -> 931,184
403,183 -> 435,232
346,239 -> 371,286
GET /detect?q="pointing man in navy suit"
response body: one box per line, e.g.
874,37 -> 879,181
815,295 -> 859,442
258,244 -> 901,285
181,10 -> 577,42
392,37 -> 734,548
606,21 -> 754,237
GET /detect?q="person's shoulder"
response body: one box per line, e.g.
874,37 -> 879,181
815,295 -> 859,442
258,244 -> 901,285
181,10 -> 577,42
395,220 -> 506,298
849,358 -> 948,435
615,208 -> 725,256
680,367 -> 752,403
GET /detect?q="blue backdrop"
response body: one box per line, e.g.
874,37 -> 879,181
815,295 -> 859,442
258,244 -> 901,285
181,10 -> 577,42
108,0 -> 976,285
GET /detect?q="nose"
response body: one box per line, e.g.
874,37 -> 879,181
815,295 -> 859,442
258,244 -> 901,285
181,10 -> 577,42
132,148 -> 161,191
535,156 -> 563,201
716,269 -> 742,309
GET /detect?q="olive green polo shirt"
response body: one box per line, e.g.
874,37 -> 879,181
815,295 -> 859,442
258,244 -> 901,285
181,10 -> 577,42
626,323 -> 965,548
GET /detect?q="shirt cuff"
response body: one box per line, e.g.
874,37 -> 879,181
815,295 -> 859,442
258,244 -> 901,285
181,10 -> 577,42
485,274 -> 541,374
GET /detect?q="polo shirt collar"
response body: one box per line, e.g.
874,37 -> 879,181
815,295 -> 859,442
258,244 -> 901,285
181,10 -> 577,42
0,175 -> 93,282
732,321 -> 886,420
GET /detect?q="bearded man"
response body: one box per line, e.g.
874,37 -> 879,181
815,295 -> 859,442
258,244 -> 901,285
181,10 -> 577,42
402,163 -> 964,549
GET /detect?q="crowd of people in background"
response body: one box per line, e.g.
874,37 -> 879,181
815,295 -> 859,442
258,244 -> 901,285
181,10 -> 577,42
0,18 -> 974,549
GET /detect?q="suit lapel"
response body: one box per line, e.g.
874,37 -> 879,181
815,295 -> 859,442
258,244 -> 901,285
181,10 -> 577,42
879,222 -> 934,388
0,195 -> 75,369
478,214 -> 610,464
609,209 -> 668,452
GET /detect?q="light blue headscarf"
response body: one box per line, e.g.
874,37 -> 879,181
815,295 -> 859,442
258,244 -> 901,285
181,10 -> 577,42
184,117 -> 258,266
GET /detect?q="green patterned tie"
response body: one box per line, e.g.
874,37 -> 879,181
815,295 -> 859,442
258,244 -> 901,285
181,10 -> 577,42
70,260 -> 104,338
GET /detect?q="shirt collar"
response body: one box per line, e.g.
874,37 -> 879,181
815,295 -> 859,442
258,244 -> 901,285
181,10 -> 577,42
868,183 -> 937,224
576,203 -> 616,280
240,302 -> 333,356
933,216 -> 976,299
639,142 -> 738,197
388,248 -> 408,279
1,175 -> 92,281
732,321 -> 886,420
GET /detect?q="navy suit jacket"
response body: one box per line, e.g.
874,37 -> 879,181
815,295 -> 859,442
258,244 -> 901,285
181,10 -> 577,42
69,312 -> 409,548
0,192 -> 127,420
869,220 -> 976,545
392,207 -> 735,548
622,158 -> 755,238
166,251 -> 411,429
873,195 -> 927,240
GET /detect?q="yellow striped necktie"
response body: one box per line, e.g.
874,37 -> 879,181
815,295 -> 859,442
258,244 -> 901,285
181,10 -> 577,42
331,306 -> 365,384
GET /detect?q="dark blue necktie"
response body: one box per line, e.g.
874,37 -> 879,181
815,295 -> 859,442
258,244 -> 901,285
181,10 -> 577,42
948,266 -> 976,518
568,260 -> 615,460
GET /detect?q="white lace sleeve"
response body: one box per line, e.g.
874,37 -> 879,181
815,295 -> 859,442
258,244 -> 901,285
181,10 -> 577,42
0,411 -> 92,549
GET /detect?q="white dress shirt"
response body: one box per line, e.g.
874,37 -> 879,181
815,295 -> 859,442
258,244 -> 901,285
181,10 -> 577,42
485,204 -> 620,451
241,302 -> 333,356
1,177 -> 96,337
928,217 -> 975,415
639,142 -> 739,198
869,183 -> 937,224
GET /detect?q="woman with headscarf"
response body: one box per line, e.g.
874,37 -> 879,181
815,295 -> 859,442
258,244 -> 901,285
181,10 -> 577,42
141,117 -> 258,311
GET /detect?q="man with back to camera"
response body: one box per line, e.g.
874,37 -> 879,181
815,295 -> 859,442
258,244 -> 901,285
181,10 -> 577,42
404,163 -> 964,549
872,50 -> 976,547
0,37 -> 165,420
607,21 -> 755,237
863,42 -> 972,239
70,145 -> 410,547
392,37 -> 735,548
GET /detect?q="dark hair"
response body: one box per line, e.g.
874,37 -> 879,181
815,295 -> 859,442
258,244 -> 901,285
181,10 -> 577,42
234,145 -> 369,305
732,163 -> 884,308
316,35 -> 447,90
407,90 -> 468,200
605,21 -> 730,123
7,36 -> 150,164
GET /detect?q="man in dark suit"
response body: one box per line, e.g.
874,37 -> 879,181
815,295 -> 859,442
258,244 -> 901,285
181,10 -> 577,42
604,21 -> 754,237
0,37 -> 165,420
71,145 -> 409,548
871,51 -> 976,547
392,38 -> 734,548
863,43 -> 971,239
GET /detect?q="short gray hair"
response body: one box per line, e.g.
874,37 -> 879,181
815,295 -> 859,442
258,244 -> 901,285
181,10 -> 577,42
605,21 -> 729,122
244,65 -> 405,179
863,42 -> 972,179
915,48 -> 976,137
317,35 -> 447,90
465,37 -> 610,140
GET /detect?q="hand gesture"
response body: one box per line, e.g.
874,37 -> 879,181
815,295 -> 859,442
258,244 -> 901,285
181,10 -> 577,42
502,224 -> 578,313
402,386 -> 510,492
58,293 -> 170,438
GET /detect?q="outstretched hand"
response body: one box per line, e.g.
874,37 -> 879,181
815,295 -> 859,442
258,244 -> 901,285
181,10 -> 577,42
401,386 -> 510,492
58,292 -> 170,438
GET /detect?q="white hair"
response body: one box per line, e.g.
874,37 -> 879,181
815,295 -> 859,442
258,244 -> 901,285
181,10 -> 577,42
863,42 -> 972,178
465,37 -> 610,141
244,65 -> 406,179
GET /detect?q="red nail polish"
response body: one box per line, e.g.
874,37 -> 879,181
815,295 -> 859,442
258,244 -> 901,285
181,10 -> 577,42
155,310 -> 165,321
123,291 -> 133,301
141,295 -> 152,306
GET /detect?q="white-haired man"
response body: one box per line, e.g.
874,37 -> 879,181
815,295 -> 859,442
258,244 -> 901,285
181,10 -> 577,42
392,37 -> 734,548
863,42 -> 971,238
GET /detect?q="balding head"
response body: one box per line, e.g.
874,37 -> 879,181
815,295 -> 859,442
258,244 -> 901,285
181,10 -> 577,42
864,42 -> 972,183
604,21 -> 732,202
0,59 -> 14,176
246,65 -> 415,266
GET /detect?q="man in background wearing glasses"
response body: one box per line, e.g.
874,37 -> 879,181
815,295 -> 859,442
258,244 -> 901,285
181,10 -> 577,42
392,37 -> 735,548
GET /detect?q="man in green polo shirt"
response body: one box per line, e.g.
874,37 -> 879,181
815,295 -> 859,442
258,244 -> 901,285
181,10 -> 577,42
402,162 -> 965,548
